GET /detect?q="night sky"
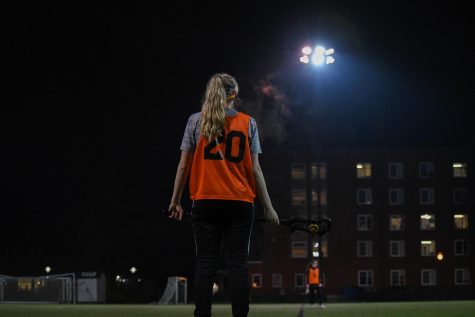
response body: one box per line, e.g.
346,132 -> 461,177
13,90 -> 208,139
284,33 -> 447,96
1,2 -> 474,287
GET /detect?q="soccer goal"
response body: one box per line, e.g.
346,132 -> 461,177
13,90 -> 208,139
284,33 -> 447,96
158,276 -> 187,304
0,273 -> 76,304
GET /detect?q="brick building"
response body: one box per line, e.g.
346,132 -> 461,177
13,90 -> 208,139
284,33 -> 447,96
247,148 -> 474,301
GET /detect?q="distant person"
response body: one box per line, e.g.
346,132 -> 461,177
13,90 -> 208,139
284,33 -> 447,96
168,73 -> 279,317
306,258 -> 325,308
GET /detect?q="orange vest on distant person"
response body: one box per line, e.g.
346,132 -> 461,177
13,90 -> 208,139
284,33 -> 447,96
308,267 -> 320,285
189,112 -> 256,203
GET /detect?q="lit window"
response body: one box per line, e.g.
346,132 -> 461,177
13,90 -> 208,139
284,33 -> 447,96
390,241 -> 405,257
421,269 -> 436,286
357,240 -> 373,257
454,214 -> 469,230
17,279 -> 34,291
389,188 -> 404,205
358,270 -> 373,287
389,215 -> 404,231
388,163 -> 404,179
453,163 -> 468,178
356,163 -> 372,178
291,241 -> 307,258
419,162 -> 434,178
320,238 -> 328,258
454,268 -> 470,285
251,274 -> 262,288
311,162 -> 326,179
357,214 -> 373,231
312,189 -> 327,206
453,188 -> 468,204
454,240 -> 470,256
272,274 -> 282,288
293,209 -> 308,219
420,188 -> 435,205
421,240 -> 436,256
390,270 -> 406,286
420,214 -> 435,230
357,188 -> 373,205
294,274 -> 305,288
291,189 -> 307,206
291,163 -> 306,180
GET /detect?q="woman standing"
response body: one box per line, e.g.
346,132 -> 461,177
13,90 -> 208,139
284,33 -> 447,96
168,73 -> 279,317
306,258 -> 325,308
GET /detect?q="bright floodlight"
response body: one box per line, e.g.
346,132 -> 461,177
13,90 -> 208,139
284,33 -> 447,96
314,46 -> 325,54
326,56 -> 335,64
302,46 -> 312,55
130,267 -> 137,274
45,266 -> 52,274
300,44 -> 335,66
311,52 -> 325,65
311,46 -> 329,65
300,55 -> 310,64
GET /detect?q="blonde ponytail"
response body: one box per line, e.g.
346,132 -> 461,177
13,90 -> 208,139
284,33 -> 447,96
200,73 -> 238,141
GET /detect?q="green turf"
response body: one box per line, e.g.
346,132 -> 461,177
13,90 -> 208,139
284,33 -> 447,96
0,301 -> 474,317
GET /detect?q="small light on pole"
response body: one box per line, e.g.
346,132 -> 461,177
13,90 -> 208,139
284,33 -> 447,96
45,266 -> 52,279
436,252 -> 444,261
130,267 -> 137,274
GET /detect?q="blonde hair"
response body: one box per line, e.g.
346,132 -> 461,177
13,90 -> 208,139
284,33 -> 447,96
200,73 -> 239,141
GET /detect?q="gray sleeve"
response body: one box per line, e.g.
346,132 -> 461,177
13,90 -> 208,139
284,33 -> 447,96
180,115 -> 198,152
249,118 -> 262,154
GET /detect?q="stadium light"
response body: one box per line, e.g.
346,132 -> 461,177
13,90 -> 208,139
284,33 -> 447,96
300,44 -> 335,66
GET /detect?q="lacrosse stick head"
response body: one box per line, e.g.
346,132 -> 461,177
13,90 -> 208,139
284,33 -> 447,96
286,217 -> 332,236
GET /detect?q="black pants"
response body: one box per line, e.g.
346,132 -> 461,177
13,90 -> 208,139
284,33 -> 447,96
192,200 -> 254,317
309,285 -> 323,305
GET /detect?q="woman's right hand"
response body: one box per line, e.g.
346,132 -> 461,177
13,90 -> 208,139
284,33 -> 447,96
264,207 -> 279,225
168,202 -> 184,221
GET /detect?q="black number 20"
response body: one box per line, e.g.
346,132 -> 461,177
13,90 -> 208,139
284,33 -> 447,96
204,130 -> 246,163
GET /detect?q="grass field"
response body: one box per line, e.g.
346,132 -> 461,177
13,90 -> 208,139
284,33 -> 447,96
0,301 -> 474,317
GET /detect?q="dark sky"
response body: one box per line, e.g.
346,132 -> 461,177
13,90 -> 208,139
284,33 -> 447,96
1,2 -> 474,282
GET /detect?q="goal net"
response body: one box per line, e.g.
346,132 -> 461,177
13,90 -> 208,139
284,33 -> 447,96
158,276 -> 187,304
0,274 -> 75,303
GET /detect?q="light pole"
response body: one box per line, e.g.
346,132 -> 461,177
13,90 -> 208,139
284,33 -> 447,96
299,44 -> 335,284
